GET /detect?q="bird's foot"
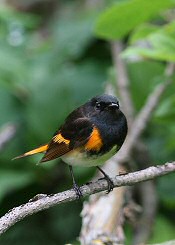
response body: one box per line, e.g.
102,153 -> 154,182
97,166 -> 114,194
103,175 -> 114,194
73,183 -> 83,199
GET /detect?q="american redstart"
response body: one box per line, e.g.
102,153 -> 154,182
13,94 -> 127,197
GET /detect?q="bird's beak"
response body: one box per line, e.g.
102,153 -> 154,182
108,102 -> 119,109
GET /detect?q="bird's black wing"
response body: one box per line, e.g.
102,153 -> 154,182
40,109 -> 94,163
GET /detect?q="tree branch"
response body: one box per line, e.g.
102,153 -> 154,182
0,162 -> 174,236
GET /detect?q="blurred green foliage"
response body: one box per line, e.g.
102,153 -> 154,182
0,0 -> 175,244
95,0 -> 175,40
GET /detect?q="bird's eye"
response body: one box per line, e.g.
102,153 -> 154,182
95,102 -> 101,109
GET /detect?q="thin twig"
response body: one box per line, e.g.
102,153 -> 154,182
115,63 -> 175,164
111,41 -> 135,126
0,162 -> 174,235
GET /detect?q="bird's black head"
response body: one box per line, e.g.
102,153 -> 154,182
86,94 -> 127,148
90,94 -> 120,113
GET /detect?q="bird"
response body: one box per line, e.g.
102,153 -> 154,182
13,94 -> 128,197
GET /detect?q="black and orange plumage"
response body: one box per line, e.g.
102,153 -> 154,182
14,94 -> 127,196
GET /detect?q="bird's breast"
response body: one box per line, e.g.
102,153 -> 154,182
61,146 -> 117,167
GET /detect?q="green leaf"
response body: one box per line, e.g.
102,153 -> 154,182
129,19 -> 175,44
123,32 -> 175,61
129,24 -> 159,44
122,20 -> 175,61
95,0 -> 175,40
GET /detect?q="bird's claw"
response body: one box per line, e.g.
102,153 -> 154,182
105,176 -> 114,194
99,175 -> 114,193
73,183 -> 83,199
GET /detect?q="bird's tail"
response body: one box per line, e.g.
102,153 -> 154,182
12,144 -> 48,160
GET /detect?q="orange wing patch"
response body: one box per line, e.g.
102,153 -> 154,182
53,133 -> 70,145
13,144 -> 48,160
85,127 -> 103,152
40,134 -> 70,163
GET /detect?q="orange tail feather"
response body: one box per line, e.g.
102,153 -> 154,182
12,144 -> 48,160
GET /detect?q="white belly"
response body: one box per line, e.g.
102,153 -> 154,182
61,146 -> 116,167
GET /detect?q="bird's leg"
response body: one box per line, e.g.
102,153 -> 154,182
97,166 -> 114,193
69,165 -> 82,199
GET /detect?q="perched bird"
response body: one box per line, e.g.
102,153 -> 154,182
14,94 -> 127,197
